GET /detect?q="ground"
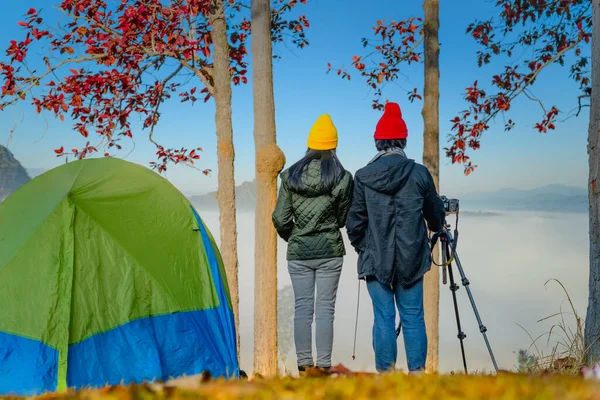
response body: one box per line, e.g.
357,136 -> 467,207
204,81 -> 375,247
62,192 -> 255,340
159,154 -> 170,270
29,373 -> 600,400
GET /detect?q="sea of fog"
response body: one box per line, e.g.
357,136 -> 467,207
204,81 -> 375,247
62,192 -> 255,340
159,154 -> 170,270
199,210 -> 589,374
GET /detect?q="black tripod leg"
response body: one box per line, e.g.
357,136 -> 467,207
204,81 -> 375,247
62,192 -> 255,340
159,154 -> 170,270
448,235 -> 499,373
444,240 -> 468,374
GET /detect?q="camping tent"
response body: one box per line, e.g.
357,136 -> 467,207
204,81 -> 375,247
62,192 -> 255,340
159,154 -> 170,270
0,158 -> 238,396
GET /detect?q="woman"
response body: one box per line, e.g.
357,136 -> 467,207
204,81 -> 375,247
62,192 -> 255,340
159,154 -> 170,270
272,114 -> 353,372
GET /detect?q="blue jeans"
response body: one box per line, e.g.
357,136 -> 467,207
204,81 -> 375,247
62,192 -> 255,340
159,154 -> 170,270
288,258 -> 343,368
366,276 -> 427,372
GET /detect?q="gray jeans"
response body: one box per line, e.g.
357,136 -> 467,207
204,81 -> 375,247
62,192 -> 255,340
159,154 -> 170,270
288,257 -> 343,368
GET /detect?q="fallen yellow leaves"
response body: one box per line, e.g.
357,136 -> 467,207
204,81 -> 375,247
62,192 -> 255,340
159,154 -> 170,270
27,373 -> 600,400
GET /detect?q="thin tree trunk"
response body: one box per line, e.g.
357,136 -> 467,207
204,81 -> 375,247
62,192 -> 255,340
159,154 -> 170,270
251,0 -> 286,376
210,0 -> 240,360
422,0 -> 440,373
584,0 -> 600,365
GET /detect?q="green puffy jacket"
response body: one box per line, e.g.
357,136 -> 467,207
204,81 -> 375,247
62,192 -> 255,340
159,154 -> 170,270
272,160 -> 353,261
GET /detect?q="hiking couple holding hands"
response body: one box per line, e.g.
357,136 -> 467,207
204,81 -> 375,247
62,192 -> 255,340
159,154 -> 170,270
272,102 -> 446,374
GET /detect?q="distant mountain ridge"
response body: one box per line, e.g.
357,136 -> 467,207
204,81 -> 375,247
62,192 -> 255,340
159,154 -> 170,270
0,145 -> 30,202
466,184 -> 587,200
461,184 -> 587,213
190,181 -> 588,214
190,180 -> 256,212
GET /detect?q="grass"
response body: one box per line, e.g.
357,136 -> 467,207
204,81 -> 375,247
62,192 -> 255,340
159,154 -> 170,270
22,373 -> 600,400
516,279 -> 587,374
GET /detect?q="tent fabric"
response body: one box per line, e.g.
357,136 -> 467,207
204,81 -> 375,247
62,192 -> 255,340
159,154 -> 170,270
0,158 -> 238,396
0,331 -> 58,395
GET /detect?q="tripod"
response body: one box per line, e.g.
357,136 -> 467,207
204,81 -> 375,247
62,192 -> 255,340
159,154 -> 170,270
433,219 -> 499,374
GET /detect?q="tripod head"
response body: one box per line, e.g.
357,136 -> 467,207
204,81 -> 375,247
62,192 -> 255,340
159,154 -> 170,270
440,196 -> 459,215
438,194 -> 460,241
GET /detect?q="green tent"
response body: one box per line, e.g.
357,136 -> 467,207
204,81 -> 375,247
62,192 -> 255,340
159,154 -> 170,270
0,158 -> 238,396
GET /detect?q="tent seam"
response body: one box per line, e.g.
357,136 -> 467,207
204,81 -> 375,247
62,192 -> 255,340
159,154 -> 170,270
189,207 -> 221,306
0,329 -> 59,350
68,307 -> 217,345
0,163 -> 85,273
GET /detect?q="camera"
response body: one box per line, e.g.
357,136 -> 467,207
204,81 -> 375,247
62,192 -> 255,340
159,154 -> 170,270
441,196 -> 459,214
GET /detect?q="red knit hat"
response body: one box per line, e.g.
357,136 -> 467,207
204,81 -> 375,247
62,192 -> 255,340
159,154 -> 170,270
374,102 -> 408,140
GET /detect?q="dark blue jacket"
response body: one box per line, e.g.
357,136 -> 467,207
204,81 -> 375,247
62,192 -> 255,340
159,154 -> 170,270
346,153 -> 445,288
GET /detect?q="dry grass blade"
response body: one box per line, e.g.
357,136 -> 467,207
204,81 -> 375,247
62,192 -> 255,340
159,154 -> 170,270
515,322 -> 544,360
517,279 -> 587,374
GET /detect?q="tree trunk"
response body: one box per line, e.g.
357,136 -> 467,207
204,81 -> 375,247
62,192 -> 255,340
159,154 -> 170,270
584,0 -> 600,365
210,0 -> 240,360
251,0 -> 286,376
421,0 -> 440,373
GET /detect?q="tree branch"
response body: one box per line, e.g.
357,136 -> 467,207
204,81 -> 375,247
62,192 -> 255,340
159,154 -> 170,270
54,3 -> 215,95
475,38 -> 582,129
1,53 -> 107,109
391,34 -> 424,68
524,89 -> 548,114
148,63 -> 184,145
179,58 -> 214,94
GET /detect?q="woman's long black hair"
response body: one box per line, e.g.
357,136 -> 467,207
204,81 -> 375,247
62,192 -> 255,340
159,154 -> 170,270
288,149 -> 345,193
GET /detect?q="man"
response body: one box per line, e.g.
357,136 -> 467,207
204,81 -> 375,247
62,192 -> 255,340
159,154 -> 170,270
346,102 -> 445,374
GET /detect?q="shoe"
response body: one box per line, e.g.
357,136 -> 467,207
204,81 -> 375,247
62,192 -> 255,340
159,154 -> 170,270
409,369 -> 425,375
298,365 -> 314,372
315,366 -> 331,374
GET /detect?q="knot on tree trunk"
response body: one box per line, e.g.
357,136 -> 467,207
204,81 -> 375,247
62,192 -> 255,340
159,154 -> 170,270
256,143 -> 286,178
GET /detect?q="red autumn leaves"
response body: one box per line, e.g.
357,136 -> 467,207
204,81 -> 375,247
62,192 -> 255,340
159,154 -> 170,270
0,0 -> 309,173
150,146 -> 205,174
327,17 -> 423,111
54,142 -> 98,160
446,0 -> 591,175
331,0 -> 590,176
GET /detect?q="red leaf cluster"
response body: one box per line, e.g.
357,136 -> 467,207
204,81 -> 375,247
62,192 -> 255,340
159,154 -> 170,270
448,0 -> 590,175
150,146 -> 208,174
534,107 -> 559,133
327,17 -> 424,110
269,0 -> 309,54
0,0 -> 309,172
54,141 -> 99,160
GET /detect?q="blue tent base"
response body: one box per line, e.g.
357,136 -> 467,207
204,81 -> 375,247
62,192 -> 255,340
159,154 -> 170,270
0,331 -> 58,397
0,307 -> 238,397
68,308 -> 239,388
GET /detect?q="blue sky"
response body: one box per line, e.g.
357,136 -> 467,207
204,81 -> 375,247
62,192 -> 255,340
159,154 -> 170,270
0,0 -> 590,196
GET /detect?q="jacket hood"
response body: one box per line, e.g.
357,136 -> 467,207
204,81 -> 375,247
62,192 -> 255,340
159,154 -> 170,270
284,160 -> 330,197
357,154 -> 416,195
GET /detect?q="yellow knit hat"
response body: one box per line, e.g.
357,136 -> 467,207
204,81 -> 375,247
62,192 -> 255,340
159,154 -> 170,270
307,114 -> 338,150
